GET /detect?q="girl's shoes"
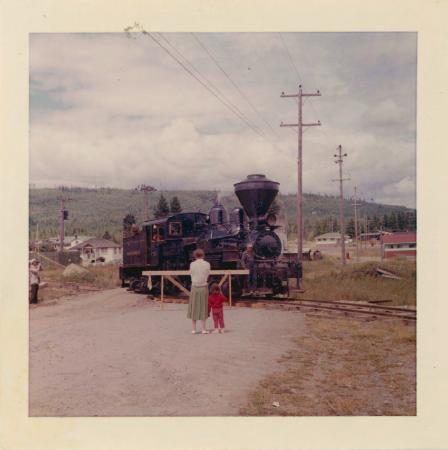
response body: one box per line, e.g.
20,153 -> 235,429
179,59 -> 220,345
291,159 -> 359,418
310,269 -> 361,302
201,330 -> 209,334
191,330 -> 197,334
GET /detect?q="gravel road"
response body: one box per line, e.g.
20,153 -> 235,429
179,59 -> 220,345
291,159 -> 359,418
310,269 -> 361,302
29,289 -> 305,416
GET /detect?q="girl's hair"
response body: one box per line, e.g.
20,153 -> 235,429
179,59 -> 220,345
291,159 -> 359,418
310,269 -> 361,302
210,283 -> 221,294
193,248 -> 205,259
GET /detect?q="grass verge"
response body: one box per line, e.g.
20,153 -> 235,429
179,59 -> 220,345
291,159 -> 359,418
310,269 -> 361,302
240,316 -> 416,416
301,258 -> 416,306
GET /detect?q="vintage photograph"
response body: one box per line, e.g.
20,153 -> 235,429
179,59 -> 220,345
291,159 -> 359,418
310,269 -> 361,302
28,31 -> 416,416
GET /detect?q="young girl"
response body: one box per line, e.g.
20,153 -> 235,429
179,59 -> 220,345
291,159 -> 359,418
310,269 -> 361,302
208,283 -> 227,333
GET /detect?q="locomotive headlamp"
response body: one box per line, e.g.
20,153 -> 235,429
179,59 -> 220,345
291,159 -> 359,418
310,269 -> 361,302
266,213 -> 277,226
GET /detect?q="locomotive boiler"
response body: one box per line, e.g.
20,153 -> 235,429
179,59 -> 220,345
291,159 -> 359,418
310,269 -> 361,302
119,174 -> 299,297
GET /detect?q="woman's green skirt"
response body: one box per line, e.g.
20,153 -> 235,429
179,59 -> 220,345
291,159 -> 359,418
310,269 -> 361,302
187,285 -> 209,320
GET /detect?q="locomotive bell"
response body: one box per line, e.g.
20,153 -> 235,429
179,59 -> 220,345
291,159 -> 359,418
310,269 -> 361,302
234,174 -> 279,223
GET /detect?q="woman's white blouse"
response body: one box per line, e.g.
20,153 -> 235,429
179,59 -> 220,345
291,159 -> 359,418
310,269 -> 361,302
190,258 -> 211,287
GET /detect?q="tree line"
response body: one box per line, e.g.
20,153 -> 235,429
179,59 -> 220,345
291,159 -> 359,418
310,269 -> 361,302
302,210 -> 417,239
153,195 -> 182,218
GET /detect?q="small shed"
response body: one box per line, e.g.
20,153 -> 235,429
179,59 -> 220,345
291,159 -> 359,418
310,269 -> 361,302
314,232 -> 351,245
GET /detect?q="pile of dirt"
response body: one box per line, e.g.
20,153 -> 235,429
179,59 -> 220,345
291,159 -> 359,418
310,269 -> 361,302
62,264 -> 93,281
333,261 -> 411,280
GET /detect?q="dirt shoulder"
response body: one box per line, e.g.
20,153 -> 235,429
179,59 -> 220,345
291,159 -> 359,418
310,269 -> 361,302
29,288 -> 305,416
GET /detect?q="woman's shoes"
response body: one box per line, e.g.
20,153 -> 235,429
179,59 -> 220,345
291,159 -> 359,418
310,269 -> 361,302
201,330 -> 209,334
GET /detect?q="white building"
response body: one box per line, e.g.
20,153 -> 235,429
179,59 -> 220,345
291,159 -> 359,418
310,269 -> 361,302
314,232 -> 351,245
48,235 -> 93,249
71,238 -> 122,266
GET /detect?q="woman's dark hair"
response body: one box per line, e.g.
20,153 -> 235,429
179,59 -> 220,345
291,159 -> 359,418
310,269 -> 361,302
210,283 -> 221,294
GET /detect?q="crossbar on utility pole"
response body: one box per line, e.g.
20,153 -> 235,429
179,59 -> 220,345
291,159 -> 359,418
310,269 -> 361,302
280,85 -> 321,262
332,145 -> 350,266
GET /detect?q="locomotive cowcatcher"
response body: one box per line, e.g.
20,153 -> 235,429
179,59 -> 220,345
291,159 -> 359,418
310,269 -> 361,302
119,174 -> 300,297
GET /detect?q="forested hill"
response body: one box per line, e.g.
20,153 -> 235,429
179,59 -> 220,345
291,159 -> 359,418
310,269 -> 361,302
29,187 -> 416,242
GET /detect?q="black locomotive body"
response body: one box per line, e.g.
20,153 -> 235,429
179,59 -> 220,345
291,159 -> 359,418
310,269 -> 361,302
120,174 -> 299,297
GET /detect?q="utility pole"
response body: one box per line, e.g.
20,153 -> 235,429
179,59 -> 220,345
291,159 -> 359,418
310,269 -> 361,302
280,85 -> 321,262
135,184 -> 157,221
59,197 -> 65,253
352,186 -> 360,262
58,187 -> 70,254
364,216 -> 369,249
333,145 -> 350,266
36,223 -> 39,256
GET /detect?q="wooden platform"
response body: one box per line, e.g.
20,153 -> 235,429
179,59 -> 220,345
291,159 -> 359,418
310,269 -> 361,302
142,269 -> 249,308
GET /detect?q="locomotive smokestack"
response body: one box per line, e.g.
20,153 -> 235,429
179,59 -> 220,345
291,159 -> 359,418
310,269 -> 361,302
234,174 -> 279,224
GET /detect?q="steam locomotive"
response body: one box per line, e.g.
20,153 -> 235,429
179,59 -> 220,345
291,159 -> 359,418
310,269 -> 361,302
119,174 -> 299,297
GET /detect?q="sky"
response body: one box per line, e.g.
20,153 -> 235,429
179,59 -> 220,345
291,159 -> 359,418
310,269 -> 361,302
30,32 -> 417,208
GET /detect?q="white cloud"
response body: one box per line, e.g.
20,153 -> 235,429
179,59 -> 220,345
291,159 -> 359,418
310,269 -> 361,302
30,32 -> 417,208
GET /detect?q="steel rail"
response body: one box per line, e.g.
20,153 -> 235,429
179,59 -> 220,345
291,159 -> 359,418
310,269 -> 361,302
287,298 -> 416,314
273,302 -> 416,320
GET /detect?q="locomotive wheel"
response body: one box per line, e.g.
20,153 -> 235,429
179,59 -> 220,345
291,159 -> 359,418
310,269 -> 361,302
271,277 -> 285,296
129,279 -> 140,291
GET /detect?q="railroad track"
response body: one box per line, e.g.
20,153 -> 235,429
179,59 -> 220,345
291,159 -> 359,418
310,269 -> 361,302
234,298 -> 417,321
145,293 -> 416,321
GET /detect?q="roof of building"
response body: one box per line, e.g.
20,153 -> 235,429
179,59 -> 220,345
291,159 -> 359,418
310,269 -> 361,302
71,238 -> 121,250
314,232 -> 350,240
382,232 -> 416,244
49,235 -> 94,244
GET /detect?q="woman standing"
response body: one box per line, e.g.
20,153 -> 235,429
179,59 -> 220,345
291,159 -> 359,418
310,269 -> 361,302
29,258 -> 42,304
187,248 -> 210,334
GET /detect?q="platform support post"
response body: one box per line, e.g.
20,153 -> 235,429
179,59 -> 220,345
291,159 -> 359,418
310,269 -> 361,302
229,274 -> 232,308
161,275 -> 164,309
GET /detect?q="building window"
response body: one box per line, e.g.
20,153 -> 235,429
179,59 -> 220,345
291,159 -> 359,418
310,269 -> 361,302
169,222 -> 182,236
152,226 -> 165,242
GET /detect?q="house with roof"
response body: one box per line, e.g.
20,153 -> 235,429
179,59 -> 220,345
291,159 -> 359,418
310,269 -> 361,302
382,232 -> 416,259
71,237 -> 122,265
314,232 -> 351,246
48,235 -> 94,250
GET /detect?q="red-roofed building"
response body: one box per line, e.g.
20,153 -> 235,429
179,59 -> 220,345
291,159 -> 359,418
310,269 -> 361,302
382,232 -> 416,259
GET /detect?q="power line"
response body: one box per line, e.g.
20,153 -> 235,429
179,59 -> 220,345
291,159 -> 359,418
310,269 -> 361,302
128,27 -> 297,156
278,33 -> 303,85
278,33 -> 330,140
152,33 -> 297,156
154,32 -> 267,139
191,33 -> 282,140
